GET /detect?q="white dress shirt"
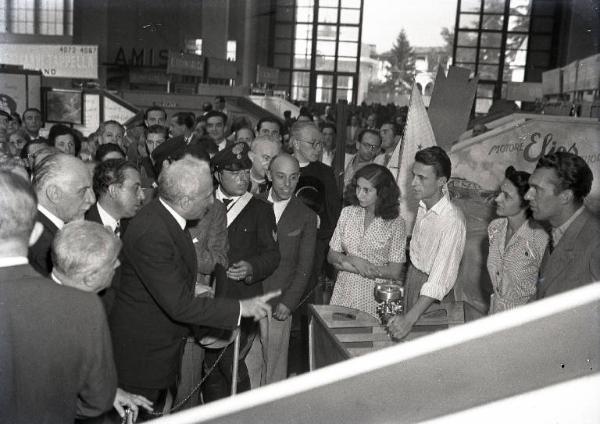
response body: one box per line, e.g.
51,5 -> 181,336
215,188 -> 241,210
410,193 -> 467,301
97,202 -> 119,233
37,204 -> 64,230
267,189 -> 292,224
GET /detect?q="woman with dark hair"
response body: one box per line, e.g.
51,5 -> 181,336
328,163 -> 406,317
48,124 -> 81,156
487,166 -> 549,313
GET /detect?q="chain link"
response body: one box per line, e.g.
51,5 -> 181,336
150,278 -> 330,416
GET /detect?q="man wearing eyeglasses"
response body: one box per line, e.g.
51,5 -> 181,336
204,142 -> 280,401
343,129 -> 382,189
290,121 -> 341,303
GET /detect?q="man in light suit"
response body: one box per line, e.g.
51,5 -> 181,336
28,153 -> 96,276
109,157 -> 278,420
0,171 -> 116,423
247,154 -> 318,386
525,152 -> 600,298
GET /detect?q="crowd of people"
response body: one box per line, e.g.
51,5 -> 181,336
1,95 -> 598,423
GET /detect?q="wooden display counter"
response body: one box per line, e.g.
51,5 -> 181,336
308,302 -> 464,370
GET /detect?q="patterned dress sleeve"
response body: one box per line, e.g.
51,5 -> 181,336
329,206 -> 348,253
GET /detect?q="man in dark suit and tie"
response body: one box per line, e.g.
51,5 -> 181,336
247,153 -> 317,386
109,156 -> 277,420
86,158 -> 146,312
524,152 -> 600,298
203,142 -> 280,401
0,171 -> 116,423
28,153 -> 96,276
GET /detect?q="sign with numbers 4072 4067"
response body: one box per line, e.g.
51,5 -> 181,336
0,44 -> 98,79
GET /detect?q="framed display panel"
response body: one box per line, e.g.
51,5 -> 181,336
0,69 -> 42,116
44,89 -> 84,125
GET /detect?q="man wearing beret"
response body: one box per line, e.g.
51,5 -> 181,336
202,142 -> 280,402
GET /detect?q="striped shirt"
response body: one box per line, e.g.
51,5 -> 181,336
409,193 -> 466,301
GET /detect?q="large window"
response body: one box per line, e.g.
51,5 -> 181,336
274,0 -> 363,104
0,0 -> 73,35
453,0 -> 535,113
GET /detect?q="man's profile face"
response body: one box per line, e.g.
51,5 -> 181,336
169,117 -> 186,138
524,167 -> 563,223
379,124 -> 396,150
23,110 -> 42,134
100,124 -> 124,147
114,168 -> 145,218
145,110 -> 166,127
411,161 -> 444,203
55,162 -> 96,222
206,116 -> 225,143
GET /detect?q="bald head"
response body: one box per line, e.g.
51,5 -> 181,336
158,156 -> 214,220
267,153 -> 301,202
32,153 -> 95,222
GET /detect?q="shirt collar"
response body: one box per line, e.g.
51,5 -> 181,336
97,202 -> 119,232
267,189 -> 292,207
37,204 -> 65,229
0,256 -> 28,268
552,206 -> 584,246
215,187 -> 241,203
50,272 -> 63,285
419,192 -> 451,216
159,198 -> 187,230
217,139 -> 227,151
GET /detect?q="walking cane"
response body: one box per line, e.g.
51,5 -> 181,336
230,327 -> 241,396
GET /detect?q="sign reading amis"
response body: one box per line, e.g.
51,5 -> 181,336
0,44 -> 98,79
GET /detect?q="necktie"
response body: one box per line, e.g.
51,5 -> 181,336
114,221 -> 121,238
222,198 -> 233,209
258,181 -> 269,194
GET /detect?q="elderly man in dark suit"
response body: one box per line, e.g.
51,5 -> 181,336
290,121 -> 341,296
0,171 -> 116,423
51,220 -> 154,422
202,142 -> 280,402
28,153 -> 96,276
109,156 -> 277,420
524,152 -> 600,298
247,153 -> 318,386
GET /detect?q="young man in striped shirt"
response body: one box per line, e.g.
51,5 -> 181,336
388,146 -> 466,340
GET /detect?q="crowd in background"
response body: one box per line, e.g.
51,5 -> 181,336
1,94 -> 598,423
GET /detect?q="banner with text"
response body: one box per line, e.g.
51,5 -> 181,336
0,44 -> 98,79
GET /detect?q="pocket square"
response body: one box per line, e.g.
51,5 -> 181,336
287,229 -> 301,237
192,237 -> 199,244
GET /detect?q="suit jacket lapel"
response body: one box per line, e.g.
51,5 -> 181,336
37,210 -> 59,237
540,210 -> 589,295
